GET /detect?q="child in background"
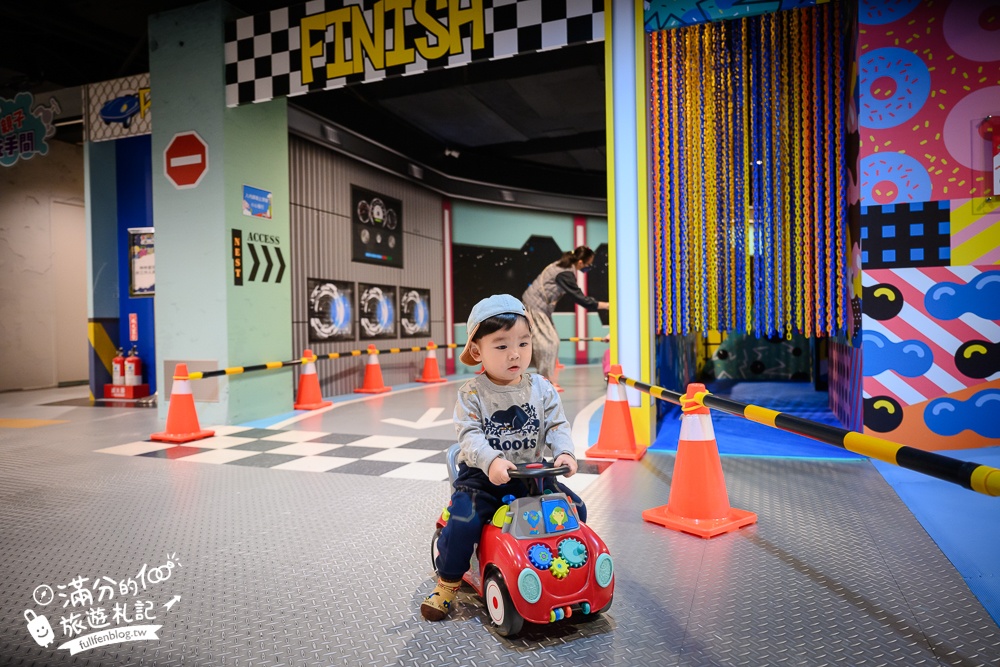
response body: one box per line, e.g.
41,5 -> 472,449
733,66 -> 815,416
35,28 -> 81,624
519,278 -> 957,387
421,294 -> 587,621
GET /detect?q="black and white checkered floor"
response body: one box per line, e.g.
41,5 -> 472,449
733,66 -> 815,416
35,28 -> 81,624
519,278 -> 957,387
98,426 -> 610,492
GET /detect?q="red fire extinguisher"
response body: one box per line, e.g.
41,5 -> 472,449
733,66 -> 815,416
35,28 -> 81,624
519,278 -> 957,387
125,346 -> 143,387
112,347 -> 126,386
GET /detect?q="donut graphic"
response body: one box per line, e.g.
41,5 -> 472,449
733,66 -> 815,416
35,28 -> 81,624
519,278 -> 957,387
943,0 -> 1000,63
859,0 -> 920,25
864,395 -> 903,433
860,152 -> 932,206
954,340 -> 1000,380
859,47 -> 930,130
863,283 -> 904,321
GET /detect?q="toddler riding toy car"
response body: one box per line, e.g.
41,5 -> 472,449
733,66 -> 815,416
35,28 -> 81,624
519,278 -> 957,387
432,448 -> 614,637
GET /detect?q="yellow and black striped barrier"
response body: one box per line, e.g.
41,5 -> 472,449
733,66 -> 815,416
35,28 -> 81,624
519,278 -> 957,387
186,343 -> 465,380
188,356 -> 307,379
316,342 -> 462,361
608,372 -> 1000,498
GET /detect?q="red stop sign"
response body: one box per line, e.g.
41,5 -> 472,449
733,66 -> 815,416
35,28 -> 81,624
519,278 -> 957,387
164,131 -> 209,189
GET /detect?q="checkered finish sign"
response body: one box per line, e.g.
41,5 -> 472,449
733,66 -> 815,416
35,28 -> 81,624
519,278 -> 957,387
225,0 -> 605,107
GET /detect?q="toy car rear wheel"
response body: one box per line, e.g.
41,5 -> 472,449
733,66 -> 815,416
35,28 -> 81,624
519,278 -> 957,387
430,527 -> 442,574
484,572 -> 523,637
579,594 -> 613,622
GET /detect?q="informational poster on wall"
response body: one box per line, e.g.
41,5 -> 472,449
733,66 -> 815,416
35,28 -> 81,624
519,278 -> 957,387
352,185 -> 402,268
358,283 -> 397,340
307,278 -> 354,342
128,227 -> 155,297
242,184 -> 272,218
400,287 -> 431,338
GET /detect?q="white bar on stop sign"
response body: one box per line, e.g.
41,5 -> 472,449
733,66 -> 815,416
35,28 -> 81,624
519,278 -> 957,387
170,155 -> 203,167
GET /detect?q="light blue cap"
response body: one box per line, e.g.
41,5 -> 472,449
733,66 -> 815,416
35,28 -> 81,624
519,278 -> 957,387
460,294 -> 528,365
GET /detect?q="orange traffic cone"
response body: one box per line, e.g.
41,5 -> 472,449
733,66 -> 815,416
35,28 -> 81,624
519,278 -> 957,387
642,383 -> 757,538
416,341 -> 447,383
294,349 -> 332,410
355,345 -> 392,394
585,365 -> 646,460
151,363 -> 214,443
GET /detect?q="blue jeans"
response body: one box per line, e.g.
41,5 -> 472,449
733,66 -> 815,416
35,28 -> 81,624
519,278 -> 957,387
435,463 -> 588,581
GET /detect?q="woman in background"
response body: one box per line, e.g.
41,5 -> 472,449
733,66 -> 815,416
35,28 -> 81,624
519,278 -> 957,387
521,246 -> 609,386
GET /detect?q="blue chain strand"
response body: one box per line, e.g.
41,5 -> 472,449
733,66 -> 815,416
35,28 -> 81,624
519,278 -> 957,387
812,8 -> 824,336
773,11 -> 782,337
764,13 -> 776,337
752,20 -> 763,338
735,20 -> 746,334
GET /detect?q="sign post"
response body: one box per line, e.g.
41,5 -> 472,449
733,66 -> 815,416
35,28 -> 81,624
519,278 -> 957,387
164,131 -> 209,189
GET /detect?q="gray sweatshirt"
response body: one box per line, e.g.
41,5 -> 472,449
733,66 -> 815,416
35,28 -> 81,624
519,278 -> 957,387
454,373 -> 576,475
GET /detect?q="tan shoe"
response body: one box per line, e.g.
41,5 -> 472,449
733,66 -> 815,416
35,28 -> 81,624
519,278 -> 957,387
420,579 -> 462,621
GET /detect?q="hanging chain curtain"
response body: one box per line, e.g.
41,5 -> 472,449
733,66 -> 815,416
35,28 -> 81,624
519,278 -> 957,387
651,2 -> 848,339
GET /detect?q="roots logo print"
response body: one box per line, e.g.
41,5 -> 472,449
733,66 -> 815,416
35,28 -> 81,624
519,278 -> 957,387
358,283 -> 396,340
308,279 -> 354,342
400,288 -> 431,338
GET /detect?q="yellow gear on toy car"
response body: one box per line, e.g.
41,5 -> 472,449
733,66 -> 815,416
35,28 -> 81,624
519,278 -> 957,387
492,505 -> 511,528
549,557 -> 570,579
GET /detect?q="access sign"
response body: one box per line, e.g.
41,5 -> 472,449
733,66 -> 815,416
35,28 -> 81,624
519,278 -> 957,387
164,131 -> 208,189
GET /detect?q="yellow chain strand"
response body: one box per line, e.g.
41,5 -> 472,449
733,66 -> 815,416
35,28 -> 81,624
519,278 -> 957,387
790,11 -> 803,336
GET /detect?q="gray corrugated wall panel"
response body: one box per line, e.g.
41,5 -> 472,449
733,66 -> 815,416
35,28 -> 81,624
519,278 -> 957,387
289,136 -> 445,398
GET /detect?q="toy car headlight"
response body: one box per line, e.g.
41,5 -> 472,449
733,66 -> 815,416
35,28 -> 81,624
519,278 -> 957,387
595,553 -> 614,588
518,568 -> 543,604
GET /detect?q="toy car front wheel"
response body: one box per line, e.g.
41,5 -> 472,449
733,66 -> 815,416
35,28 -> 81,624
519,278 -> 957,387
484,572 -> 523,637
430,527 -> 442,574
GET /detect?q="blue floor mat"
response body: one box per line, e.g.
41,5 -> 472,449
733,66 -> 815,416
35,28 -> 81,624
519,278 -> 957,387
651,381 -> 863,459
872,448 -> 1000,625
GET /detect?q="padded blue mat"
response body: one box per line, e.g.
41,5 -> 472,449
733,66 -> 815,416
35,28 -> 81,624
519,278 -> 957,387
651,381 -> 863,459
872,448 -> 1000,626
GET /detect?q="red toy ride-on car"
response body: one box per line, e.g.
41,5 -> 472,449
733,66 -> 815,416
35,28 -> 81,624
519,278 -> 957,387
432,451 -> 614,637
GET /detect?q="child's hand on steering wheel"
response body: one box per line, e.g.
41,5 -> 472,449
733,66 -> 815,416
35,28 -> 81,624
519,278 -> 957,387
488,457 -> 517,485
554,453 -> 577,477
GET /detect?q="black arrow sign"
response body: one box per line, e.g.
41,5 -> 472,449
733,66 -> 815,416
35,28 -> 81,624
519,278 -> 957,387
275,246 -> 285,283
262,245 -> 273,282
246,243 -> 285,283
248,243 -> 260,282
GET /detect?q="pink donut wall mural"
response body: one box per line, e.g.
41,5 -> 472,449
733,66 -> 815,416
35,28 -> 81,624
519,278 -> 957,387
858,0 -> 1000,206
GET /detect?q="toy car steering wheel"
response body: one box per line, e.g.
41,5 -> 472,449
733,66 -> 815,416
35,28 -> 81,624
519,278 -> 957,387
507,461 -> 570,479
